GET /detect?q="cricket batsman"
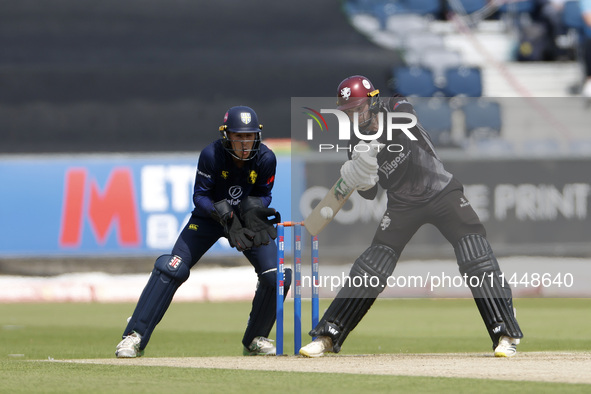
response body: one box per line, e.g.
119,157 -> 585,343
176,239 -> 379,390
116,106 -> 288,357
299,75 -> 524,358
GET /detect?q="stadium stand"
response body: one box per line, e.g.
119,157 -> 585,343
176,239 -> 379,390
0,0 -> 402,153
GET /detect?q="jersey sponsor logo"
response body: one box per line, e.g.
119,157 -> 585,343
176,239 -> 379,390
221,170 -> 229,179
378,151 -> 410,179
197,169 -> 211,179
240,112 -> 251,124
248,170 -> 258,184
228,185 -> 243,205
168,255 -> 182,269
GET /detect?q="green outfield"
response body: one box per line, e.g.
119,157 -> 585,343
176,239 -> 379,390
1,298 -> 590,393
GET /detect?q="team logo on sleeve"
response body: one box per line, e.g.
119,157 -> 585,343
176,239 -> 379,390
380,214 -> 391,231
241,112 -> 251,124
248,170 -> 258,184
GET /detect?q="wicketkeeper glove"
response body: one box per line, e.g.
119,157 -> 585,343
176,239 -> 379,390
340,140 -> 384,191
239,197 -> 281,247
213,200 -> 255,252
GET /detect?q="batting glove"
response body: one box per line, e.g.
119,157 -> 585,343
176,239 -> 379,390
340,140 -> 384,191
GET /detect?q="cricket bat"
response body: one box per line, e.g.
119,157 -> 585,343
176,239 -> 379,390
303,177 -> 354,236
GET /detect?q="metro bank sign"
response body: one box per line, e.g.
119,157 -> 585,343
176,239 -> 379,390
60,167 -> 141,247
0,155 -> 298,257
59,165 -> 195,251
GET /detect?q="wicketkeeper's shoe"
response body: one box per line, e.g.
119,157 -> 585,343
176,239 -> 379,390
299,336 -> 333,358
494,335 -> 520,358
115,331 -> 144,358
243,336 -> 276,356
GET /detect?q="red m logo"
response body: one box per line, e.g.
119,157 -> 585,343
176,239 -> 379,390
59,168 -> 140,247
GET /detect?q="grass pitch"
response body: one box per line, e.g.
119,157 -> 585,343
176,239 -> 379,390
1,298 -> 590,393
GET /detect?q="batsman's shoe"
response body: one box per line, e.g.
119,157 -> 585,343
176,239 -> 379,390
115,331 -> 144,358
243,336 -> 276,356
494,335 -> 520,358
299,336 -> 333,358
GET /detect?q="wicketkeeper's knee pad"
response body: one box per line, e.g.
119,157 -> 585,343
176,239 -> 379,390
258,267 -> 292,291
123,254 -> 191,349
455,234 -> 523,347
310,244 -> 398,353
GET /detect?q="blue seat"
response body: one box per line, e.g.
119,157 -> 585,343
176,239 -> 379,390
419,49 -> 463,88
461,99 -> 502,139
443,66 -> 483,97
372,0 -> 409,29
562,0 -> 584,30
400,0 -> 441,16
454,0 -> 487,14
391,66 -> 439,97
497,0 -> 535,14
562,0 -> 591,38
413,98 -> 458,147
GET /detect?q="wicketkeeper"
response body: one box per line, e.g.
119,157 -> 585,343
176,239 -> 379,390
299,76 -> 524,358
116,106 -> 288,357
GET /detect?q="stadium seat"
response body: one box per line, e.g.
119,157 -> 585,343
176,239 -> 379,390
452,0 -> 487,14
419,49 -> 463,88
400,0 -> 442,16
373,0 -> 409,29
497,0 -> 535,14
442,66 -> 483,97
461,99 -> 502,139
391,66 -> 439,97
412,97 -> 458,147
562,0 -> 584,31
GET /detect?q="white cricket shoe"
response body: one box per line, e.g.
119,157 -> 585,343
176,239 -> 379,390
243,336 -> 276,356
115,331 -> 144,358
494,335 -> 520,358
299,336 -> 333,358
